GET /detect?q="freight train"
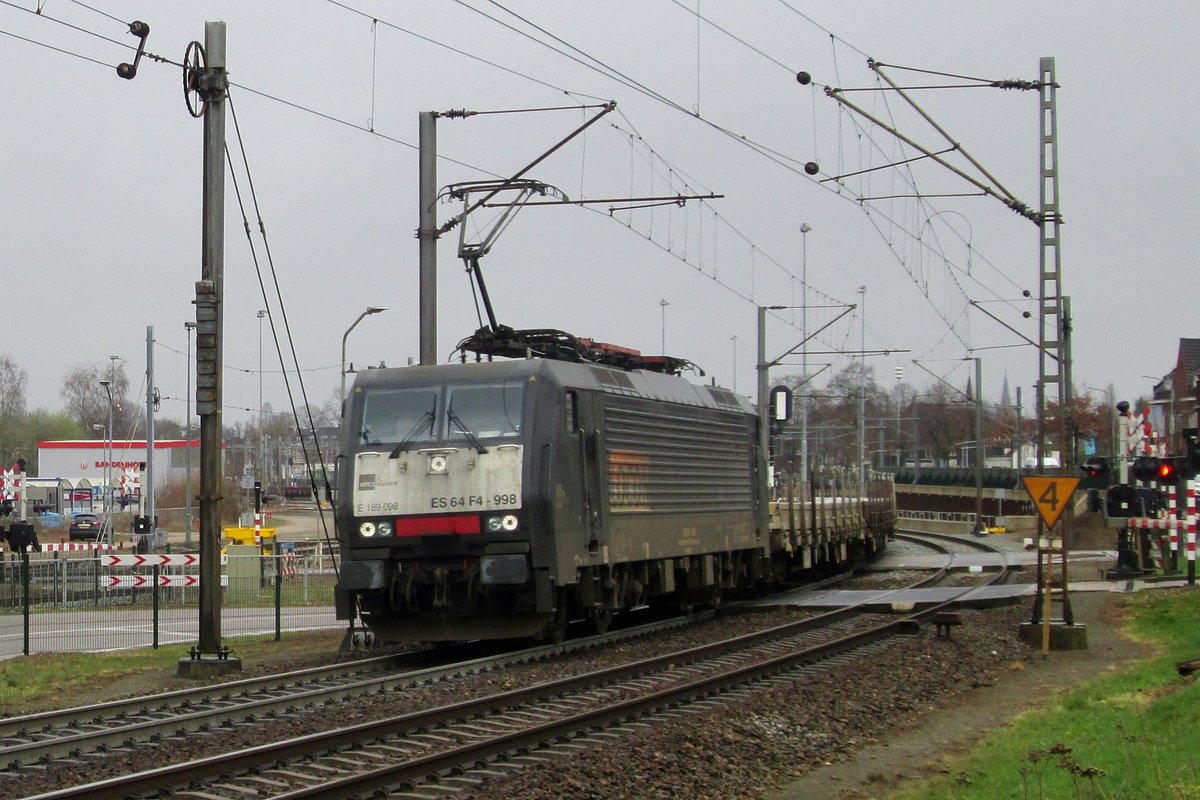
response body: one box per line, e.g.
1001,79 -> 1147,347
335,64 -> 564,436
334,334 -> 893,643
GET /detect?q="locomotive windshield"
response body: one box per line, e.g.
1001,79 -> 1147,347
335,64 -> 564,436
359,387 -> 439,445
357,380 -> 524,446
445,380 -> 523,439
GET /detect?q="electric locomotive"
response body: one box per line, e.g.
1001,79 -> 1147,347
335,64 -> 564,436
334,348 -> 770,643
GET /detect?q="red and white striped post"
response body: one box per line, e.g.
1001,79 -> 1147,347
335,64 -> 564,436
1164,482 -> 1178,572
1188,479 -> 1197,585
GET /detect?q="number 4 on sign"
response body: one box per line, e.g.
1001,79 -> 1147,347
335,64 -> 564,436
1021,475 -> 1081,529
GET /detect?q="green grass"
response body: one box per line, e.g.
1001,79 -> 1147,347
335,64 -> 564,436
0,649 -> 182,711
0,631 -> 341,714
890,588 -> 1200,800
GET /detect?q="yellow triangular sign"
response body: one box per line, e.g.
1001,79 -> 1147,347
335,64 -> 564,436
1021,475 -> 1081,529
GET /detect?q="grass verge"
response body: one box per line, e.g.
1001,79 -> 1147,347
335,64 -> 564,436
0,630 -> 344,714
890,588 -> 1200,799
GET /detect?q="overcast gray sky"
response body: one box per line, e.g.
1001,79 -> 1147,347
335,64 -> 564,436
2,1 -> 1196,429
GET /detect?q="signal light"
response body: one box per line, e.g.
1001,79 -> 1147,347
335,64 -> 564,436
1157,459 -> 1178,485
1081,456 -> 1109,477
1131,456 -> 1160,483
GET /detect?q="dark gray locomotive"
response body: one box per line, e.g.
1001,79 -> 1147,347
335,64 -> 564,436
335,356 -> 878,642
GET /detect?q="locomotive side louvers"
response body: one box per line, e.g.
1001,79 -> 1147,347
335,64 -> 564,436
604,399 -> 753,514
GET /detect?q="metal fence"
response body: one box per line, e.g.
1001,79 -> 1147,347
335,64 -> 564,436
0,544 -> 343,658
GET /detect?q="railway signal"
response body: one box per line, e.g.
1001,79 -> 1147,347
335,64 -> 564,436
1157,457 -> 1181,485
1131,456 -> 1160,483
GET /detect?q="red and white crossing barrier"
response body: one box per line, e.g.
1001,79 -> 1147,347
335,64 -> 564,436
102,554 -> 199,567
41,542 -> 124,552
1127,517 -> 1179,531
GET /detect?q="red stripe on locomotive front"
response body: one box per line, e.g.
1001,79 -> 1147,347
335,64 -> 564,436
393,514 -> 482,537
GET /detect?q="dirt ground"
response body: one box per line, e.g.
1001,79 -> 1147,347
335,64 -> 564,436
766,590 -> 1145,800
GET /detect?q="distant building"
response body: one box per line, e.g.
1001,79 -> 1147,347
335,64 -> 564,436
35,439 -> 213,490
1165,338 -> 1200,449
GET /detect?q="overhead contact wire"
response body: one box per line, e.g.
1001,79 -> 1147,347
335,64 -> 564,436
226,92 -> 342,579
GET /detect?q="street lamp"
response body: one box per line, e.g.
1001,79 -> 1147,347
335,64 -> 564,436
341,307 -> 388,406
98,379 -> 114,543
184,321 -> 196,547
659,299 -> 669,355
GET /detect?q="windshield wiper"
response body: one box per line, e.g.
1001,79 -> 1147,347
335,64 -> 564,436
447,407 -> 488,454
389,410 -> 435,458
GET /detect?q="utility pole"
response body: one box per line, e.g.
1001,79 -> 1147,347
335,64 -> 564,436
1027,56 -> 1085,650
800,222 -> 811,482
145,326 -> 156,537
973,356 -> 984,534
257,310 -> 265,479
180,20 -> 240,676
857,286 -> 866,482
418,112 -> 438,365
757,306 -> 769,467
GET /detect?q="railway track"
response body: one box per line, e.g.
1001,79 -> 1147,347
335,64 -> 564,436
7,533 -> 1010,799
893,528 -> 1015,584
18,610 -> 930,799
0,613 -> 706,771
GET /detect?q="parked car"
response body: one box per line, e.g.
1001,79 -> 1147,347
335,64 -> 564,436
68,513 -> 103,541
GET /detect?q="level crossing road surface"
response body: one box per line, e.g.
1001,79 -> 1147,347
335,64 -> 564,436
751,548 -> 1191,611
0,606 -> 337,660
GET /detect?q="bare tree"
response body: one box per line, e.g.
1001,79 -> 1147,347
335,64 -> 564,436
60,361 -> 133,436
0,355 -> 27,418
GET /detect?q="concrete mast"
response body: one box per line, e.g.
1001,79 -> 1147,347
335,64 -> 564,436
180,20 -> 240,676
418,112 -> 438,365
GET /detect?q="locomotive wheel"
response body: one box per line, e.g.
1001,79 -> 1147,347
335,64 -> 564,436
590,606 -> 613,635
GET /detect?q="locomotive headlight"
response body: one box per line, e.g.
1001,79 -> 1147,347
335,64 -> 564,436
428,454 -> 449,474
377,521 -> 393,537
359,521 -> 377,537
485,514 -> 520,533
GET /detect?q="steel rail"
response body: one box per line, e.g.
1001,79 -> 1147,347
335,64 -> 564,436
0,613 -> 707,768
23,608 -> 931,800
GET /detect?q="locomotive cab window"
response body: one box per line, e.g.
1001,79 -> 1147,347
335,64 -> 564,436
360,387 -> 439,444
444,380 -> 524,440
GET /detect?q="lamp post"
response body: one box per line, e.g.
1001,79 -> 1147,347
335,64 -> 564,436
185,321 -> 196,547
659,298 -> 669,355
800,222 -> 811,481
98,378 -> 114,543
340,307 -> 388,406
